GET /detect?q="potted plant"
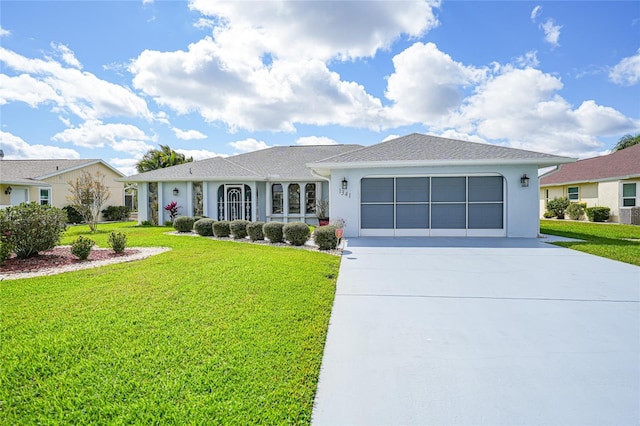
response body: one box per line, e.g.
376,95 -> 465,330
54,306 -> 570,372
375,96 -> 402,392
316,199 -> 330,226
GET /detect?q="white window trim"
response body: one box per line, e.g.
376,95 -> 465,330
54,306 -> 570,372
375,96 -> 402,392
621,182 -> 638,207
567,186 -> 579,201
39,187 -> 51,205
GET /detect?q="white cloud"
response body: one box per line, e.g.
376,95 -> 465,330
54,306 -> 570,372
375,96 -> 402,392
189,0 -> 439,61
530,5 -> 542,21
176,148 -> 224,160
385,42 -> 487,124
0,26 -> 10,37
228,138 -> 270,153
52,120 -> 155,155
609,48 -> 640,86
0,47 -> 152,121
129,1 -> 441,132
172,127 -> 207,140
51,42 -> 82,69
130,40 -> 385,131
441,67 -> 637,157
296,136 -> 338,146
382,134 -> 400,142
540,19 -> 561,47
0,73 -> 62,107
0,130 -> 80,159
109,157 -> 140,176
514,51 -> 539,68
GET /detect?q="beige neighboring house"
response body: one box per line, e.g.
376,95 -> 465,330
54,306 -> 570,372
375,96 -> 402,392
0,159 -> 126,218
539,144 -> 640,223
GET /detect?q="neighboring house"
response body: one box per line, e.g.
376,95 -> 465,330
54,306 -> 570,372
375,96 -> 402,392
125,133 -> 573,238
0,159 -> 126,219
539,144 -> 640,223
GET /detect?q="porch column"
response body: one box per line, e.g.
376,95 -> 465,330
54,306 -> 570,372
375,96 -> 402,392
158,182 -> 164,226
138,183 -> 148,225
202,182 -> 209,217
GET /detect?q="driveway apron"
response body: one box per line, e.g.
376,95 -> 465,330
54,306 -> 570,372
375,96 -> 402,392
312,237 -> 640,425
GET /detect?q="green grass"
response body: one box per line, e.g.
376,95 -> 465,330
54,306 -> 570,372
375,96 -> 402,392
1,222 -> 341,424
540,219 -> 640,266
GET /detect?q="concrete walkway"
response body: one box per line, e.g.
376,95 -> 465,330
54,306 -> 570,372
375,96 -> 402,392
312,238 -> 640,425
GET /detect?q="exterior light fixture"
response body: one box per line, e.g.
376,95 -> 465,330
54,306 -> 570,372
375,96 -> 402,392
520,174 -> 530,187
4,186 -> 12,195
173,187 -> 180,196
341,178 -> 348,190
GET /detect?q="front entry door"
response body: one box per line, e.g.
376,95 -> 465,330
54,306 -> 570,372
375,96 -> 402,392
226,185 -> 244,221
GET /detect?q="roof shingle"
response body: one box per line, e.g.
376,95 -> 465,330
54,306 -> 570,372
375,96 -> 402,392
0,159 -> 109,185
540,144 -> 640,185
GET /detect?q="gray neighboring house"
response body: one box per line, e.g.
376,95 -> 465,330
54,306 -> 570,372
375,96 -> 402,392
126,133 -> 574,237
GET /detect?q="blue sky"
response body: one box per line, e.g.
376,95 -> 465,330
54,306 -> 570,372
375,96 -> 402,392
1,0 -> 639,176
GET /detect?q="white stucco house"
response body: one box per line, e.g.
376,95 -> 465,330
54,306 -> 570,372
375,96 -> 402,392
124,133 -> 574,238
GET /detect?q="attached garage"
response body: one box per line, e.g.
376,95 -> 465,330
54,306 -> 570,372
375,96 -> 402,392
360,175 -> 505,237
307,133 -> 575,239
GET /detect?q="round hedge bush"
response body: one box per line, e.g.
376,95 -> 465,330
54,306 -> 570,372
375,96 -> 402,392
194,218 -> 215,236
173,216 -> 195,232
247,221 -> 265,241
263,221 -> 285,243
230,220 -> 250,239
213,220 -> 231,237
314,225 -> 338,250
283,222 -> 311,246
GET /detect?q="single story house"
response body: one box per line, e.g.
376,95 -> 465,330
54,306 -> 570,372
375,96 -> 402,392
0,159 -> 126,217
125,133 -> 573,238
539,143 -> 640,223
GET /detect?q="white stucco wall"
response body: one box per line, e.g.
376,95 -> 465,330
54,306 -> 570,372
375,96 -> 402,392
328,164 -> 541,238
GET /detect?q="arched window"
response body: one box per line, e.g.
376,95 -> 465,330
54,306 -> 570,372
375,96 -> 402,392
288,184 -> 300,214
305,183 -> 316,214
272,184 -> 283,214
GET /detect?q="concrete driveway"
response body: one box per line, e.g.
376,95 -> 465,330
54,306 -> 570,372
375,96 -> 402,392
312,237 -> 640,425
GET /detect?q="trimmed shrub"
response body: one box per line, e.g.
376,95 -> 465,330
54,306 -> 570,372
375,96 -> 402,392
546,197 -> 570,219
71,236 -> 95,260
101,205 -> 131,221
0,202 -> 67,259
230,220 -> 250,239
263,221 -> 285,243
543,210 -> 555,219
63,205 -> 84,224
107,232 -> 127,254
213,220 -> 231,237
246,221 -> 265,241
566,202 -> 586,220
194,218 -> 215,236
0,240 -> 12,263
284,222 -> 311,246
173,216 -> 195,232
586,206 -> 611,222
314,225 -> 338,250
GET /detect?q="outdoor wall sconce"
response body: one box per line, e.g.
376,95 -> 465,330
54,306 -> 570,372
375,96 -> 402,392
173,187 -> 180,196
4,186 -> 12,195
520,174 -> 530,187
341,178 -> 348,190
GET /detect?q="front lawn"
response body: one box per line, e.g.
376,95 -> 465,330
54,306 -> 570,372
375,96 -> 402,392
0,222 -> 340,424
540,219 -> 640,266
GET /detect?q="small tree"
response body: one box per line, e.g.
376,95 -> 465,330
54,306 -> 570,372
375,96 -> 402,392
546,197 -> 570,219
0,203 -> 67,259
67,171 -> 111,232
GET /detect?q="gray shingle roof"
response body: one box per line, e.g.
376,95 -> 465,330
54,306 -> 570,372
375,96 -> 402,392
125,144 -> 363,181
310,133 -> 574,167
0,159 -> 111,185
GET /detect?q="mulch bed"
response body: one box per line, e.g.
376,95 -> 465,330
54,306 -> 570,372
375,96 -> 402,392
0,247 -> 139,275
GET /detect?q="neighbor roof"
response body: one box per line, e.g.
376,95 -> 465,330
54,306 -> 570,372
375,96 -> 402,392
0,159 -> 123,186
540,143 -> 640,186
308,133 -> 575,171
124,144 -> 363,182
